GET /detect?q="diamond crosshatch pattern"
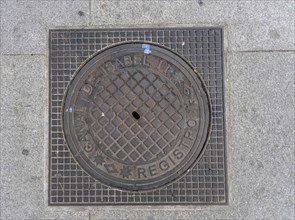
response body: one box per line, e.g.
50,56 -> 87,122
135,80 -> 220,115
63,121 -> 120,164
49,28 -> 227,205
88,69 -> 184,164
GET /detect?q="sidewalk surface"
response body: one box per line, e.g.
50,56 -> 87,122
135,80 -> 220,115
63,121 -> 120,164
0,0 -> 294,219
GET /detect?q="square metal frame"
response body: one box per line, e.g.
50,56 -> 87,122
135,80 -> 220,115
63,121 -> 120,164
49,27 -> 228,205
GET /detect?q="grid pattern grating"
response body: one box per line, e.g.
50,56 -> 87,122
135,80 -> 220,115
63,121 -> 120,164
49,28 -> 227,205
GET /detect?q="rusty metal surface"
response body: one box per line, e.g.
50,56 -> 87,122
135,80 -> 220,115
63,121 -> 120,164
63,43 -> 211,191
49,28 -> 227,205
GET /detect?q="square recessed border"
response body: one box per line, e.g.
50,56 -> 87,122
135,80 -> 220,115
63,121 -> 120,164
48,27 -> 228,206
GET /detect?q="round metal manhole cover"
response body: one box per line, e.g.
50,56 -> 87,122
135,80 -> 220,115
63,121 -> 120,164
63,42 -> 211,191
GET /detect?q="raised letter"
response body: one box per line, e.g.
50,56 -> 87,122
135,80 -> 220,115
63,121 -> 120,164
143,55 -> 150,67
173,149 -> 184,160
149,165 -> 158,176
105,61 -> 115,72
138,168 -> 147,178
159,161 -> 170,171
133,55 -> 142,65
115,58 -> 125,69
123,56 -> 132,67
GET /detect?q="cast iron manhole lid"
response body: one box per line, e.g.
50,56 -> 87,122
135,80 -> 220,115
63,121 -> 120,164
63,42 -> 211,191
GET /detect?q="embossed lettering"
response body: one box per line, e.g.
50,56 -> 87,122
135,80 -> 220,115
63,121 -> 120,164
173,149 -> 184,159
164,64 -> 174,75
87,74 -> 100,87
74,112 -> 88,141
159,161 -> 170,171
115,58 -> 125,69
64,46 -> 210,191
81,84 -> 93,95
143,55 -> 150,67
168,155 -> 176,165
123,56 -> 132,66
157,60 -> 165,71
164,64 -> 172,74
180,140 -> 191,149
133,55 -> 142,65
99,67 -> 108,76
184,130 -> 194,140
187,120 -> 197,127
105,61 -> 115,72
184,84 -> 193,97
138,168 -> 147,178
149,165 -> 158,176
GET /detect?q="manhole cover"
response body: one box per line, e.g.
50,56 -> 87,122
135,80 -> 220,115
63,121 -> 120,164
63,42 -> 211,191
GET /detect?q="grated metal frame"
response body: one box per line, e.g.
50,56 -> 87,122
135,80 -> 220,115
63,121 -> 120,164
49,27 -> 228,205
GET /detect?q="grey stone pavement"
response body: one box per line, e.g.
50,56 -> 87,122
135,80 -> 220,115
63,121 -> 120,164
0,0 -> 294,219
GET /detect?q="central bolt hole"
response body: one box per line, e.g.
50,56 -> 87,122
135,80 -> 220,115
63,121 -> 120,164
132,111 -> 140,120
